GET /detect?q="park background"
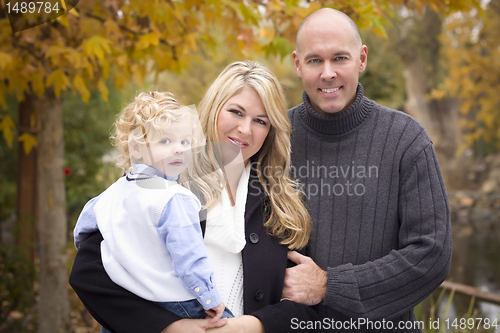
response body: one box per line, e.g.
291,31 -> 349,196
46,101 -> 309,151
1,0 -> 500,332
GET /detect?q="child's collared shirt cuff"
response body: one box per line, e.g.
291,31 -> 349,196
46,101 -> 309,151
193,286 -> 222,310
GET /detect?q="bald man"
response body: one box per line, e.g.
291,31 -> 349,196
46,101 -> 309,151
274,8 -> 452,332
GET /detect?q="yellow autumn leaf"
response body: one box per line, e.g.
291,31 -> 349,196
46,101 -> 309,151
267,1 -> 283,13
116,54 -> 128,67
171,3 -> 185,24
73,75 -> 90,103
46,69 -> 70,98
183,33 -> 198,52
132,66 -> 144,88
0,83 -> 7,110
0,52 -> 14,70
98,79 -> 109,102
206,0 -> 219,7
429,89 -> 447,100
221,0 -> 239,16
239,3 -> 259,25
99,58 -> 110,80
76,54 -> 95,80
60,0 -> 68,11
166,35 -> 183,46
83,36 -> 112,61
18,132 -> 38,155
0,96 -> 6,111
104,19 -> 122,39
112,72 -> 127,89
68,7 -> 79,16
1,115 -> 15,148
138,32 -> 160,49
32,73 -> 45,97
56,14 -> 70,30
45,46 -> 71,59
10,75 -> 29,102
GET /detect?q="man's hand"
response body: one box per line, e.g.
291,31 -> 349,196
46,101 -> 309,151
161,318 -> 227,333
282,251 -> 327,306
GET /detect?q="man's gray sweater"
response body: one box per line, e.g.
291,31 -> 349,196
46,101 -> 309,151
287,83 -> 452,331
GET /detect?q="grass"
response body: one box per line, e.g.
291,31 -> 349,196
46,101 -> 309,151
415,288 -> 499,333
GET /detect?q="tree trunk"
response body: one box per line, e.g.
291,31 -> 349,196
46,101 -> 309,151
392,7 -> 462,188
35,89 -> 70,333
403,62 -> 461,159
16,96 -> 38,263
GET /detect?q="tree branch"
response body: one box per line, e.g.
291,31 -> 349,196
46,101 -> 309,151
83,11 -> 179,61
249,0 -> 266,6
83,12 -> 173,47
11,40 -> 45,64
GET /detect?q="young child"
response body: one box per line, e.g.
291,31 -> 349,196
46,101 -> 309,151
73,91 -> 232,332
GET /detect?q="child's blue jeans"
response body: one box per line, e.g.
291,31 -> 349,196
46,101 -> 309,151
99,299 -> 234,333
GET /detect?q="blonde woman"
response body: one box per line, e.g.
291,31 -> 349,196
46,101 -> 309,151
70,61 -> 317,333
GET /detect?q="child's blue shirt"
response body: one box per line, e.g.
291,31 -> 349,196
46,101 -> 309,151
73,164 -> 221,309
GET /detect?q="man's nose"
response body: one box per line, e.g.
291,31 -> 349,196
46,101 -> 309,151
321,62 -> 337,80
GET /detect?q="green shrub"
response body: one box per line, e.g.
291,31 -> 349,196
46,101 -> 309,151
0,246 -> 36,332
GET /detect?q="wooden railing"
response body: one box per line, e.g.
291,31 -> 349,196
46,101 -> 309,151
439,281 -> 500,306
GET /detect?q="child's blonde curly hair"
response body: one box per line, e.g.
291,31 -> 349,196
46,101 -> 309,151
112,91 -> 204,172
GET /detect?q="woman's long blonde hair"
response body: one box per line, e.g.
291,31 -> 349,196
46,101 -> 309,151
181,61 -> 311,250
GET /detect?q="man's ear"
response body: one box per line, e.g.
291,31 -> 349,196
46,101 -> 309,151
359,45 -> 368,74
292,51 -> 302,79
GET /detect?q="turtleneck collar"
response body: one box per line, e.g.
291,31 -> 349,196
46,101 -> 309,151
298,83 -> 373,136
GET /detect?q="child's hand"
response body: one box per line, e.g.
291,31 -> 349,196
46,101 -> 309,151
205,301 -> 226,324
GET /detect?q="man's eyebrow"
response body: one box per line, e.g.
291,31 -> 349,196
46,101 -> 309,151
303,53 -> 321,60
333,50 -> 353,57
303,50 -> 352,60
227,103 -> 268,118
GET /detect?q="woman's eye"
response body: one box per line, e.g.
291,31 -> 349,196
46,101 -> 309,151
255,118 -> 267,126
229,109 -> 243,116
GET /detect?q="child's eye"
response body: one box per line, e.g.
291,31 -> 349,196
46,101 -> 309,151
181,140 -> 190,146
160,139 -> 171,144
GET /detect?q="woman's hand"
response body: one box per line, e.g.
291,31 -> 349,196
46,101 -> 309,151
207,315 -> 265,333
161,318 -> 227,333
